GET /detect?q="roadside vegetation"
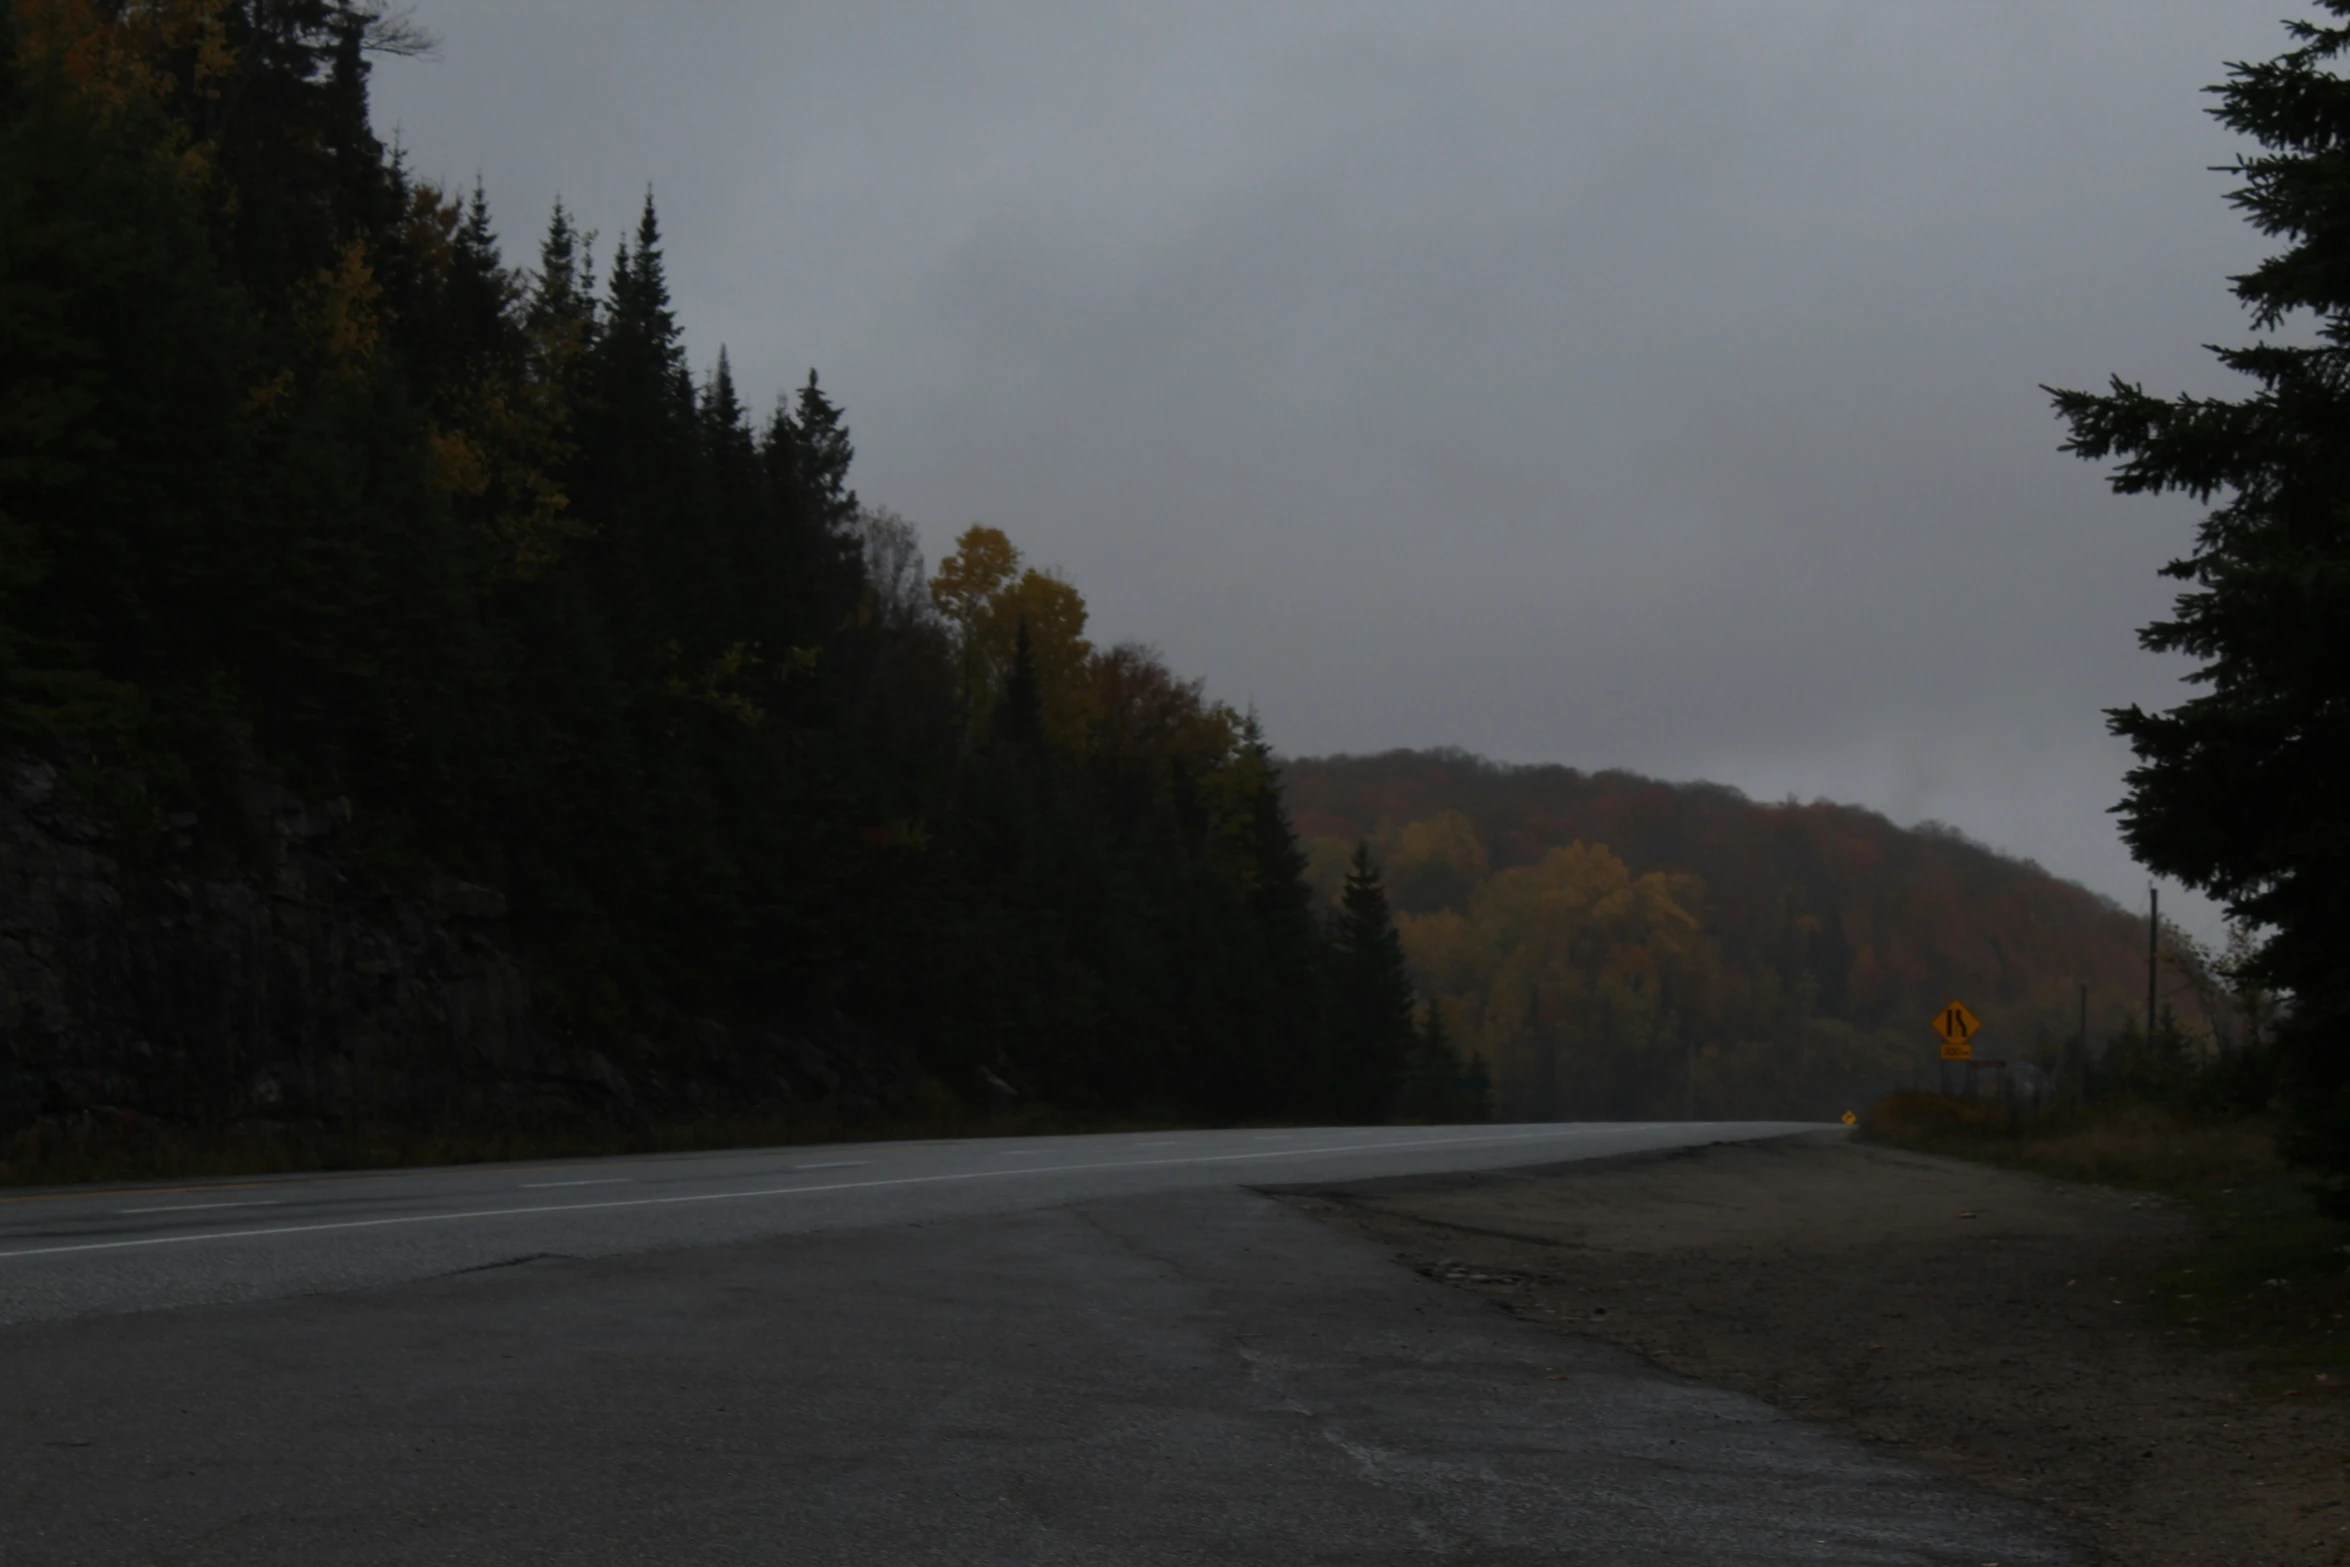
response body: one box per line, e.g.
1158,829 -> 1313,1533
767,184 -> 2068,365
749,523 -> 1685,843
1817,8 -> 2350,1439
1863,1091 -> 2350,1400
2048,1 -> 2350,1216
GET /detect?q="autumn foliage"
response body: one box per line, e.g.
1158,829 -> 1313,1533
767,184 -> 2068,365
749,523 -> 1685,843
1289,751 -> 2156,1120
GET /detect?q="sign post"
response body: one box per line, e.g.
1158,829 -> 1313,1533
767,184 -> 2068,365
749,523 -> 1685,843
1931,1001 -> 1979,1095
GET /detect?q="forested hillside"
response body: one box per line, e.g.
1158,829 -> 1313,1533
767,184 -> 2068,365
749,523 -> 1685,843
0,0 -> 1413,1135
1287,751 -> 2158,1119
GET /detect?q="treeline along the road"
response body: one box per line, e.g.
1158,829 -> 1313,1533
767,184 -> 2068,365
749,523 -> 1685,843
0,1 -> 1471,1140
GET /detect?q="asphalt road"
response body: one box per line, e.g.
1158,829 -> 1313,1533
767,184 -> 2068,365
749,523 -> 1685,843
0,1122 -> 1814,1327
0,1122 -> 2084,1564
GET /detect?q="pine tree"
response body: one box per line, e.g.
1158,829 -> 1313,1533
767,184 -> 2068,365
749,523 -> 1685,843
1403,1001 -> 1467,1122
1173,719 -> 1325,1119
434,180 -> 521,393
0,5 -> 1349,1140
0,0 -> 240,739
1328,841 -> 1416,1122
527,200 -> 597,346
786,370 -> 858,531
604,194 -> 685,384
757,375 -> 865,649
1458,1050 -> 1495,1123
992,618 -> 1044,750
2050,5 -> 2350,1207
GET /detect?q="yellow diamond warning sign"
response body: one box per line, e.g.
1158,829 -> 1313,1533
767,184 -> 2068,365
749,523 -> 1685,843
1932,1001 -> 1979,1060
1930,1002 -> 1980,1043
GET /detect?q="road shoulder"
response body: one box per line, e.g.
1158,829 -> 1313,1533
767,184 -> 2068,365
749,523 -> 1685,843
1277,1129 -> 2350,1567
4,1175 -> 2080,1565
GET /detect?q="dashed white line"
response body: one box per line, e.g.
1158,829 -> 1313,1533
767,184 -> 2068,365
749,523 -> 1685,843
791,1161 -> 871,1171
116,1200 -> 279,1215
517,1178 -> 632,1190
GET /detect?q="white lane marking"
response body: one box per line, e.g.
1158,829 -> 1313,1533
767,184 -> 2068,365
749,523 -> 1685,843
115,1200 -> 278,1215
993,1149 -> 1046,1157
791,1161 -> 870,1171
1130,1140 -> 1182,1148
517,1178 -> 631,1190
0,1125 -> 1797,1262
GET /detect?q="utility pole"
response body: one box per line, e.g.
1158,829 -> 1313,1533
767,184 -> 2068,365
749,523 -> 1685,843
2077,980 -> 2088,1095
2146,884 -> 2160,1045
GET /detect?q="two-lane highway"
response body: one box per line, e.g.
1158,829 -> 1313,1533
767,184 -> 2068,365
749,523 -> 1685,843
0,1122 -> 2089,1565
0,1120 -> 1805,1325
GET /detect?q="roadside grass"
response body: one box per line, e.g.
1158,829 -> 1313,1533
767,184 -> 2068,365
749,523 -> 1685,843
0,1080 -> 1185,1189
1862,1091 -> 2350,1399
2163,1178 -> 2350,1401
1859,1091 -> 2280,1186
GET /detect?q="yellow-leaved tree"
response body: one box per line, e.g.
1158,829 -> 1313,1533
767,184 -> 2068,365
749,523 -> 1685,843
929,525 -> 1096,748
1385,809 -> 1490,913
1399,837 -> 1707,1118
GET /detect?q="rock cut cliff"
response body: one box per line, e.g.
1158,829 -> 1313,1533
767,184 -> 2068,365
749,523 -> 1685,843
0,752 -> 916,1145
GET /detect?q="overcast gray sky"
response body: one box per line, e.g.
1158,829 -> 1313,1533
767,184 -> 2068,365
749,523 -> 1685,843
375,1 -> 2293,929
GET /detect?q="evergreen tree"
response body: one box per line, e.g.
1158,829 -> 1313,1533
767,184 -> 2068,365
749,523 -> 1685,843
758,371 -> 866,645
2051,5 -> 2350,1207
604,195 -> 685,386
1458,1050 -> 1495,1123
785,370 -> 858,531
428,181 -> 522,398
1327,841 -> 1416,1122
1,1 -> 237,742
992,618 -> 1044,751
1212,723 -> 1326,1118
1403,1001 -> 1468,1122
0,2 -> 1352,1143
527,200 -> 597,346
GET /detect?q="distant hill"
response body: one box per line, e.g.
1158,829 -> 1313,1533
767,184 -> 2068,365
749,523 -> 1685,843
1282,749 -> 2152,1120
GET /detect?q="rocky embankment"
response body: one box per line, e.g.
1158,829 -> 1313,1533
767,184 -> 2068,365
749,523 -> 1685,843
0,752 -> 915,1149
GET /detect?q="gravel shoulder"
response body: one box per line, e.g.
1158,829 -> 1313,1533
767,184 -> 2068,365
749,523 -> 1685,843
1280,1129 -> 2350,1567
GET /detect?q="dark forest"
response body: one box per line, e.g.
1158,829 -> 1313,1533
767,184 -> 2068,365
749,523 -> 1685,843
0,0 -> 1467,1145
